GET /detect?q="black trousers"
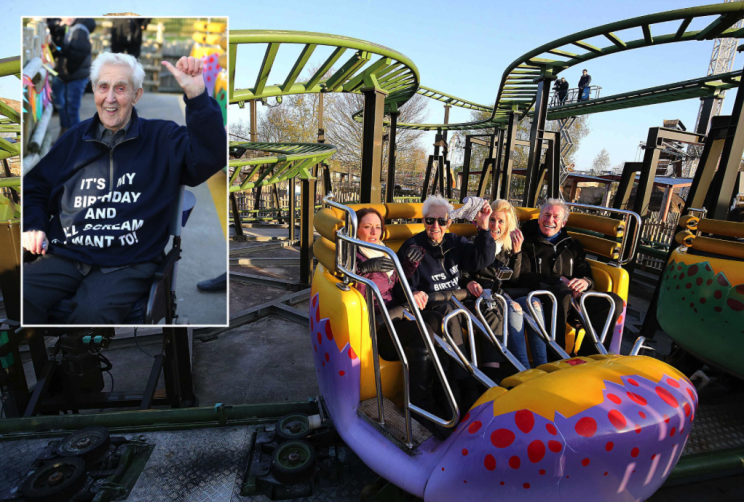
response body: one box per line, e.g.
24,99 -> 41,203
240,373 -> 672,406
24,254 -> 158,324
546,284 -> 624,356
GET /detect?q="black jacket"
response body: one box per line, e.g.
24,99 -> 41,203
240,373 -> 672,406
395,229 -> 495,296
461,245 -> 522,293
554,80 -> 569,92
578,74 -> 591,89
519,220 -> 594,290
53,19 -> 96,82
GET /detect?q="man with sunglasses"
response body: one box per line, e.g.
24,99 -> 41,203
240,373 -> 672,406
395,195 -> 495,410
396,195 -> 495,308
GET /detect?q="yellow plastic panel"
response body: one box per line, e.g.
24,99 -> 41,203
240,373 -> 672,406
315,208 -> 343,242
313,237 -> 337,273
500,369 -> 548,389
568,232 -> 620,260
568,213 -> 625,238
312,266 -> 403,402
384,224 -> 425,242
588,259 -> 629,300
448,223 -> 478,238
515,207 -> 540,222
691,235 -> 744,260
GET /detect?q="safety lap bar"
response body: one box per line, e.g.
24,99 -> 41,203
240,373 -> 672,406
324,195 -> 460,446
466,293 -> 527,373
565,203 -> 642,266
577,292 -> 616,356
526,291 -> 571,360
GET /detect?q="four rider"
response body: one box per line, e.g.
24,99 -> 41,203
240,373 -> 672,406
353,194 -> 625,427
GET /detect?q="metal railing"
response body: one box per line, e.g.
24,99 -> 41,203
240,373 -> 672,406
549,85 -> 602,107
565,203 -> 642,266
324,194 -> 459,447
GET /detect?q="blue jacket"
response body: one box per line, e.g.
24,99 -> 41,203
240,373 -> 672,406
23,90 -> 226,267
395,228 -> 495,295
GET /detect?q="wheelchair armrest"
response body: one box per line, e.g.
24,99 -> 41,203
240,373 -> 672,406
145,247 -> 182,324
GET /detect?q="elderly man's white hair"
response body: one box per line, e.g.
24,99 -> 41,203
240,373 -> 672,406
422,194 -> 454,218
90,53 -> 146,91
540,198 -> 570,224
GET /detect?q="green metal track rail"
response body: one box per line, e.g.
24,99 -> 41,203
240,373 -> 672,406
229,141 -> 337,192
0,56 -> 21,161
394,4 -> 744,131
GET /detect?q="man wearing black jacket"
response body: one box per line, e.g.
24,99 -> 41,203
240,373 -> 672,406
553,77 -> 569,105
577,69 -> 591,102
48,18 -> 96,134
22,53 -> 226,324
520,199 -> 624,355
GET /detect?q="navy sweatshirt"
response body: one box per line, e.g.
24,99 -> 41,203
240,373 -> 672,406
395,229 -> 495,295
23,90 -> 226,267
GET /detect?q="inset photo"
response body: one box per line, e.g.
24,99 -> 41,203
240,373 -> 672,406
21,17 -> 228,326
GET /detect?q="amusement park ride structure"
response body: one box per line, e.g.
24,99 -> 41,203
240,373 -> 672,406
0,4 -> 743,502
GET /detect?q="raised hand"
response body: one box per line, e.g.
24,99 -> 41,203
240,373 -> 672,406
474,202 -> 492,230
162,56 -> 205,99
510,228 -> 524,253
405,245 -> 425,264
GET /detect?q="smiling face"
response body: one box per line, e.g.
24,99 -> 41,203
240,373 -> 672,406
358,213 -> 383,245
538,204 -> 566,238
489,211 -> 508,243
424,206 -> 450,244
94,64 -> 143,133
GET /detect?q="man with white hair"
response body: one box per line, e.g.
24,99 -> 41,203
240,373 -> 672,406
22,52 -> 226,324
520,198 -> 624,355
395,195 -> 495,412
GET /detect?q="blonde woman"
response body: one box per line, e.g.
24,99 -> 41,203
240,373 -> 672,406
462,199 -> 547,379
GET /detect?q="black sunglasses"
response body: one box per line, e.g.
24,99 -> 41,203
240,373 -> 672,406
424,217 -> 448,226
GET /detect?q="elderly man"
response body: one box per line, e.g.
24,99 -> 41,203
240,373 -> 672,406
395,195 -> 495,411
520,198 -> 624,355
22,53 -> 226,324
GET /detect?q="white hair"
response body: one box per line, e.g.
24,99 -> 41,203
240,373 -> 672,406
90,52 -> 145,91
422,195 -> 454,219
540,198 -> 570,224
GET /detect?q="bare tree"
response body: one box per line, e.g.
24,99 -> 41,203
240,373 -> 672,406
591,148 -> 611,174
324,92 -> 430,177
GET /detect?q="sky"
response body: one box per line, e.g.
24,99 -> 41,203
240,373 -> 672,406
1,0 -> 738,171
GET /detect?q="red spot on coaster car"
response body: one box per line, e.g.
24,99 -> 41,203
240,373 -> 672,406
484,454 -> 496,471
631,447 -> 640,458
515,410 -> 534,433
607,394 -> 622,404
566,358 -> 586,366
348,347 -> 357,359
684,402 -> 691,417
527,440 -> 545,463
546,423 -> 557,435
509,456 -> 521,469
325,352 -> 329,362
606,441 -> 614,451
628,378 -> 639,386
608,410 -> 627,430
462,449 -> 468,456
656,386 -> 679,408
667,378 -> 680,388
468,421 -> 482,434
627,392 -> 647,406
575,417 -> 597,437
548,440 -> 562,453
582,458 -> 590,466
491,429 -> 516,448
339,371 -> 345,376
727,299 -> 744,311
325,322 -> 333,340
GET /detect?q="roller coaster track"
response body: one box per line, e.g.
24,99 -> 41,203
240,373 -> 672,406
395,3 -> 744,131
228,4 -> 744,189
0,56 -> 21,162
229,142 -> 337,192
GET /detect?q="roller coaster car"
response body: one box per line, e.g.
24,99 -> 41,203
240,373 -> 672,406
309,197 -> 697,501
658,214 -> 744,379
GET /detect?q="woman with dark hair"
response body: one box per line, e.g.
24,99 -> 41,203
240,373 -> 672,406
353,207 -> 447,437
